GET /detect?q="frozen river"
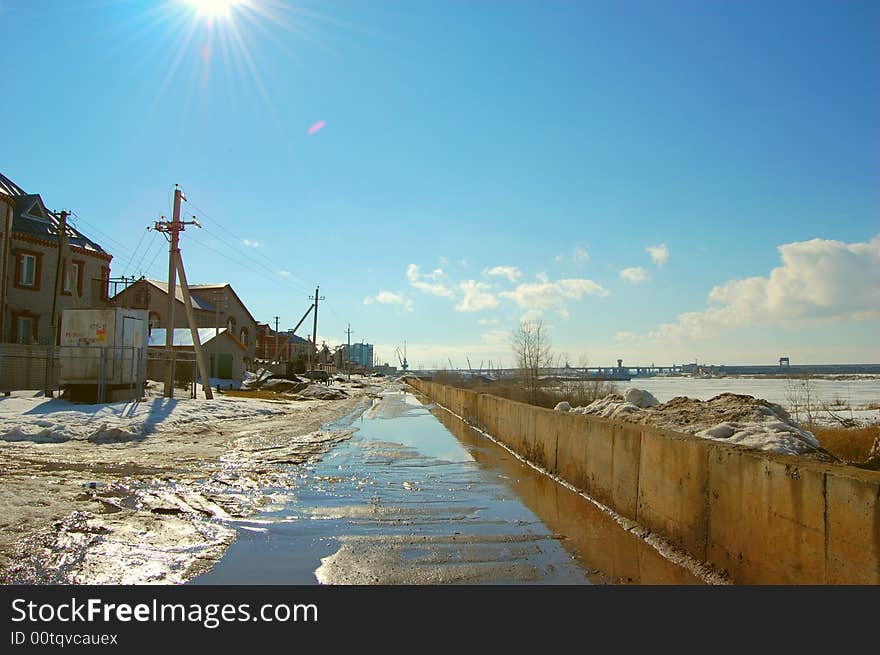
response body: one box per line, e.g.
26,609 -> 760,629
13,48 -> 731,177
606,376 -> 880,410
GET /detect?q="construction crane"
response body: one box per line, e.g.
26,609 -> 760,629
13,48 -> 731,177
395,342 -> 409,372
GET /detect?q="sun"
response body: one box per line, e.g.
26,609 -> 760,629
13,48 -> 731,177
186,0 -> 242,19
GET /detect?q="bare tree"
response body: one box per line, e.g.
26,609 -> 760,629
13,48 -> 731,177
510,319 -> 553,402
785,374 -> 817,427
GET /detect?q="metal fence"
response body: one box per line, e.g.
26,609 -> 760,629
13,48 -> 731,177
0,343 -> 151,403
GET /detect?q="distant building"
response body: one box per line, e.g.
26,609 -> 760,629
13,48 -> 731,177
254,323 -> 312,363
349,342 -> 374,369
0,172 -> 112,345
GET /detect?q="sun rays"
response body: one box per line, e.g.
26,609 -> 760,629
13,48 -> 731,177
113,0 -> 340,123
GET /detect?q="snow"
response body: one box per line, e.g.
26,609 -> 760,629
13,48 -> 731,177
0,390 -> 291,444
571,391 -> 828,459
558,377 -> 879,428
623,388 -> 659,408
608,377 -> 880,412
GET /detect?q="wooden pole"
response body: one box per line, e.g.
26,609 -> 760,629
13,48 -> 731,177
175,253 -> 214,400
163,188 -> 182,398
0,198 -> 13,342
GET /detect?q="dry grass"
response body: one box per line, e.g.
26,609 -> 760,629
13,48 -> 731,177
431,372 -> 617,409
812,425 -> 879,463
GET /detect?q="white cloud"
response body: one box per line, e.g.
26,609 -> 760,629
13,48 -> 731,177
619,266 -> 650,284
499,276 -> 610,317
638,235 -> 880,341
364,291 -> 414,312
481,329 -> 510,347
646,243 -> 669,266
555,245 -> 590,265
456,280 -> 500,312
483,265 -> 522,283
478,317 -> 500,325
242,239 -> 261,248
278,270 -> 292,279
406,264 -> 454,298
439,256 -> 449,265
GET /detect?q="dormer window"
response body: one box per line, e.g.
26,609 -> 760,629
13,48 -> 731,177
23,199 -> 51,224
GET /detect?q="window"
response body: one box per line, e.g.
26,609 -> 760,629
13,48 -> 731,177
149,311 -> 161,330
63,261 -> 81,294
226,316 -> 236,332
20,254 -> 36,286
239,327 -> 248,345
15,316 -> 35,344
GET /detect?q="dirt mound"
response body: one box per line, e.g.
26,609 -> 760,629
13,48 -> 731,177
295,385 -> 349,401
260,378 -> 309,394
572,391 -> 835,461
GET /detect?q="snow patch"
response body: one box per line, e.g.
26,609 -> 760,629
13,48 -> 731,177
624,388 -> 659,408
570,392 -> 831,459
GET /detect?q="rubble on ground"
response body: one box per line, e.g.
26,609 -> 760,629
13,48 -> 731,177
295,385 -> 349,401
259,378 -> 309,394
554,401 -> 572,412
570,390 -> 835,461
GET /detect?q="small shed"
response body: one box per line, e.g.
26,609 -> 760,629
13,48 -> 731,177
148,327 -> 246,383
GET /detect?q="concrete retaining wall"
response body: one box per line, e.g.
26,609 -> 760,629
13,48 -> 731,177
406,378 -> 880,584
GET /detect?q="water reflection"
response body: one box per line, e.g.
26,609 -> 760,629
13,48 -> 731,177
427,398 -> 703,585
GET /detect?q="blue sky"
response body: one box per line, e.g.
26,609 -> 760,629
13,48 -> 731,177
2,0 -> 878,368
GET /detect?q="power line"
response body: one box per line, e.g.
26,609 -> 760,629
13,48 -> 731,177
132,231 -> 163,277
68,214 -> 144,267
182,231 -> 305,294
196,222 -> 310,293
121,226 -> 148,277
185,198 -> 310,292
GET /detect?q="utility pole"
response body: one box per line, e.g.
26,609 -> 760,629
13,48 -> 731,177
345,323 -> 353,381
308,286 -> 324,371
46,210 -> 69,396
155,186 -> 212,399
162,187 -> 182,398
274,315 -> 280,363
0,194 -> 13,342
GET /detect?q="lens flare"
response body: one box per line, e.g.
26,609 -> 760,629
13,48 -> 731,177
187,0 -> 242,19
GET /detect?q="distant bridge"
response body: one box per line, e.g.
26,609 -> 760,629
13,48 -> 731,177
410,362 -> 880,379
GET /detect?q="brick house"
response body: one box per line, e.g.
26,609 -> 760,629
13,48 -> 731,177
0,172 -> 112,345
111,278 -> 257,366
254,322 -> 313,364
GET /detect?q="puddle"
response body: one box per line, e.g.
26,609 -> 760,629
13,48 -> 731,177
192,387 -> 704,585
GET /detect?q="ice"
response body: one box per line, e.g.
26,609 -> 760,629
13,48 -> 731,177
624,388 -> 659,408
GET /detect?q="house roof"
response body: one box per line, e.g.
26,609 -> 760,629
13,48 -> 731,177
0,172 -> 26,197
148,327 -> 245,350
141,279 -> 217,311
188,283 -> 258,325
1,172 -> 109,256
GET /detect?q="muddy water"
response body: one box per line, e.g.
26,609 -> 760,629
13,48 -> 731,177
191,388 -> 703,585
